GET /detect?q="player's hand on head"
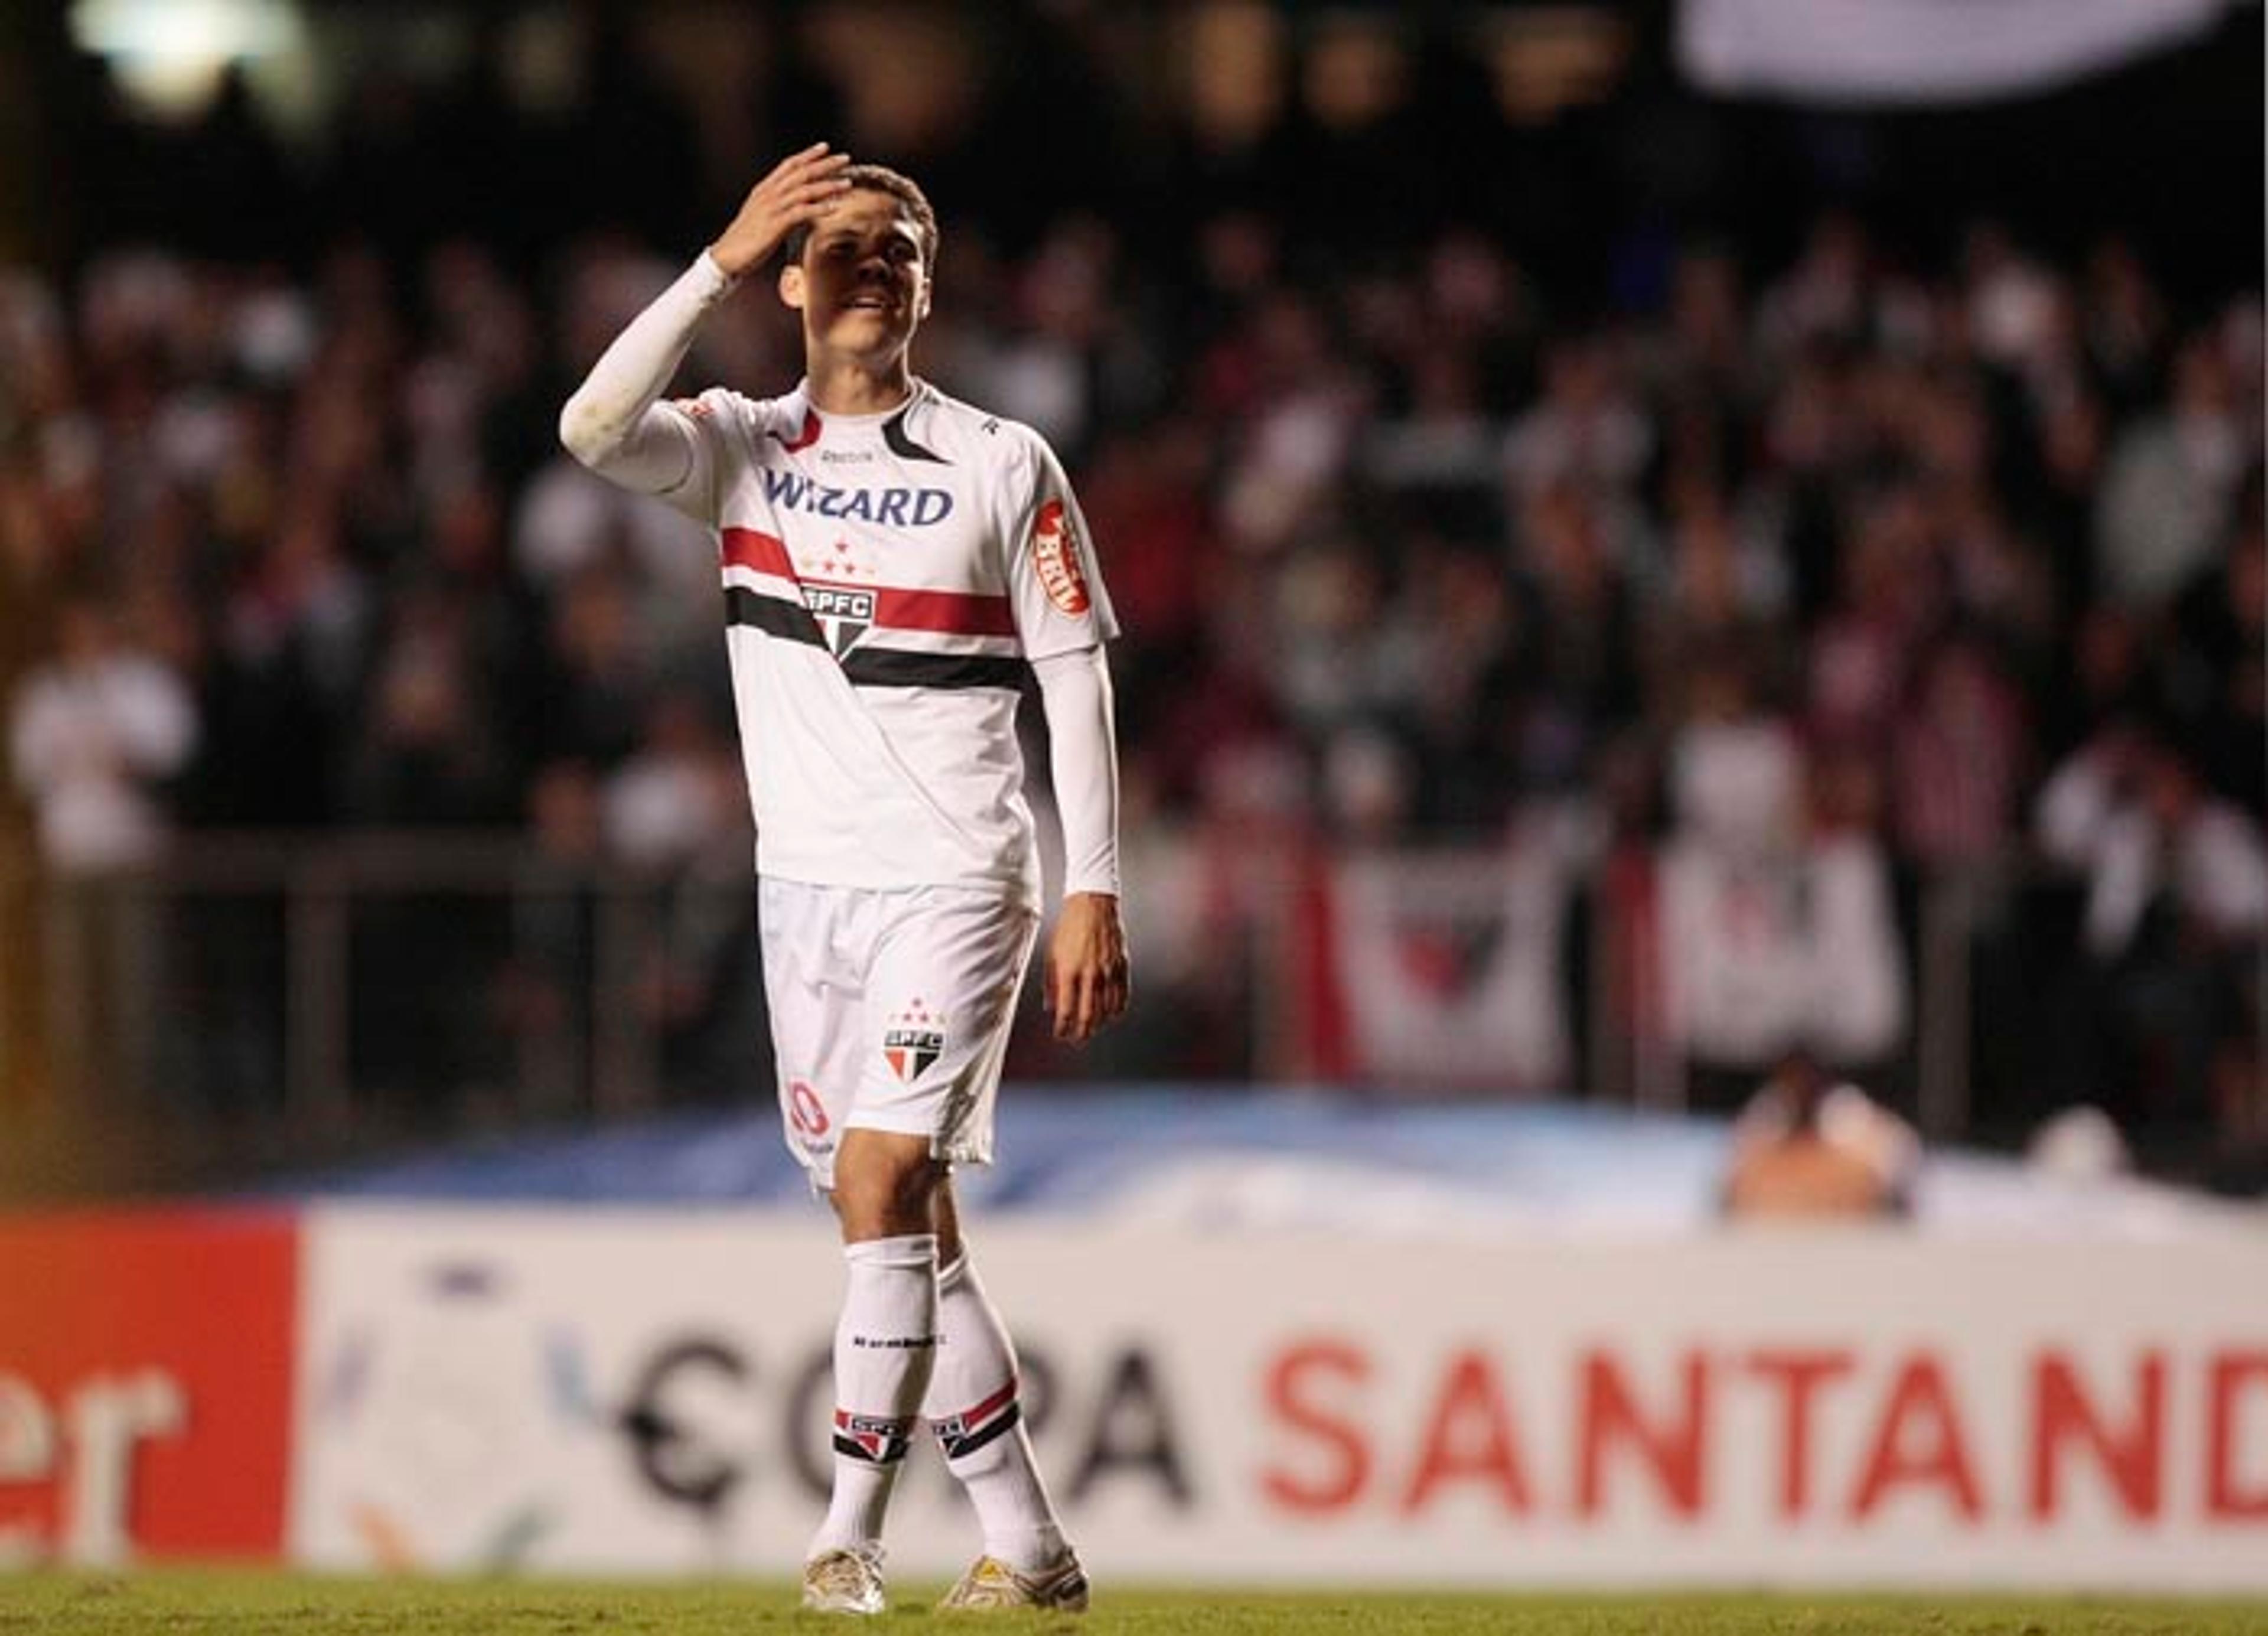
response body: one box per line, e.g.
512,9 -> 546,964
1044,893 -> 1130,1046
708,142 -> 855,279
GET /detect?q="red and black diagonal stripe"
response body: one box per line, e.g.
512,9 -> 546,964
721,527 -> 1026,691
930,1377 -> 1022,1463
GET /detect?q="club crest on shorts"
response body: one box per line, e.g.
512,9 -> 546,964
1031,498 -> 1091,615
883,999 -> 947,1082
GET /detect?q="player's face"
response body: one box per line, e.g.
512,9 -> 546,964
783,191 -> 931,361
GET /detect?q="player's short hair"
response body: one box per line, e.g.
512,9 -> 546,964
781,164 -> 939,273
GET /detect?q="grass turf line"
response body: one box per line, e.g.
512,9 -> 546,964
3,1573 -> 2265,1635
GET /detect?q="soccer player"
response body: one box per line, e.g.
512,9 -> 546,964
560,144 -> 1128,1614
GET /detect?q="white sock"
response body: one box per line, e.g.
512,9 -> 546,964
809,1233 -> 939,1559
924,1250 -> 1067,1573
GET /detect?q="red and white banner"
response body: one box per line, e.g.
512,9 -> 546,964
291,1210 -> 2268,1590
1679,0 -> 2228,106
0,1210 -> 298,1566
1320,847 -> 1568,1090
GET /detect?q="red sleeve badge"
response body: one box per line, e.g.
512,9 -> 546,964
1031,498 -> 1091,616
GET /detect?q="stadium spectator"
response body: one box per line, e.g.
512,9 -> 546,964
2036,727 -> 2268,1137
600,690 -> 742,875
1503,335 -> 1653,503
10,595 -> 197,874
9,593 -> 198,1106
2159,482 -> 2266,817
2095,335 -> 2250,609
1891,629 -> 2031,867
1722,1046 -> 1919,1221
495,757 -> 607,1116
1667,648 -> 1801,859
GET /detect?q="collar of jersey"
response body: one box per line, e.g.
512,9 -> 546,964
788,377 -> 931,430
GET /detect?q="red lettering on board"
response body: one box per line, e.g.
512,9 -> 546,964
2207,1351 -> 2268,1520
1576,1351 -> 1707,1518
1261,1340 -> 1371,1514
1746,1349 -> 1855,1519
1849,1354 -> 1983,1521
2030,1350 -> 2165,1520
1400,1350 -> 1531,1516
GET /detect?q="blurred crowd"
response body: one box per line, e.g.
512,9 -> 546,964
1,10 -> 2262,1159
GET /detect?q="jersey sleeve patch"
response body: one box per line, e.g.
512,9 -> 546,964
1031,498 -> 1092,616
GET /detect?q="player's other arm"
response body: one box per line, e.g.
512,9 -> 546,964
1000,434 -> 1130,1044
558,143 -> 852,490
1034,646 -> 1130,1044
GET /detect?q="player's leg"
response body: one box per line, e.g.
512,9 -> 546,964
804,882 -> 1026,1585
806,1126 -> 946,1582
759,878 -> 926,1614
840,888 -> 1086,1609
924,1181 -> 1089,1612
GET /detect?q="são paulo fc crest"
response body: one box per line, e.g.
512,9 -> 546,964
800,541 -> 875,655
833,1410 -> 916,1465
884,1000 -> 947,1082
803,582 -> 873,655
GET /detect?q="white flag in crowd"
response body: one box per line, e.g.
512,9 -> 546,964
1680,0 -> 2227,105
1657,838 -> 1908,1068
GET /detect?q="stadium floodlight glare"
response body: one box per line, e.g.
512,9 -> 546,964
68,0 -> 307,119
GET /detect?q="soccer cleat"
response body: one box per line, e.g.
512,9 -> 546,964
937,1549 -> 1090,1613
801,1543 -> 888,1615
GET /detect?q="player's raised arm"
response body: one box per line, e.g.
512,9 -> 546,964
558,143 -> 853,492
704,141 -> 856,279
1034,646 -> 1130,1044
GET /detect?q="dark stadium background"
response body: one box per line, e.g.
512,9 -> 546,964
0,0 -> 2261,1199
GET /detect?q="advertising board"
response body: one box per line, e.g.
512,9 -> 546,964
0,1210 -> 298,1566
292,1209 -> 2268,1589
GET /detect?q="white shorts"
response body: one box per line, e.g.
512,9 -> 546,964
758,877 -> 1039,1189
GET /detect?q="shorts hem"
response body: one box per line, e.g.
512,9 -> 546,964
842,1109 -> 946,1140
842,1110 -> 995,1169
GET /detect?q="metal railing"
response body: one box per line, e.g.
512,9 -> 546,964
2,830 -> 2258,1194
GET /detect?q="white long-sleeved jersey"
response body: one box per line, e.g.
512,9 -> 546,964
562,261 -> 1117,907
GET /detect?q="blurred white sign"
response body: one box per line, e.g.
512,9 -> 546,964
1680,0 -> 2227,105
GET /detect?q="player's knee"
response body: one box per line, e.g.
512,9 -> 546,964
831,1130 -> 943,1240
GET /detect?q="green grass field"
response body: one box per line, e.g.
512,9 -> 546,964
2,1573 -> 2262,1635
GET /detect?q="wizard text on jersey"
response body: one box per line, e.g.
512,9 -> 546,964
759,468 -> 954,527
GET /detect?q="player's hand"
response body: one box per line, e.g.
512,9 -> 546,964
1044,892 -> 1131,1045
708,143 -> 855,279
